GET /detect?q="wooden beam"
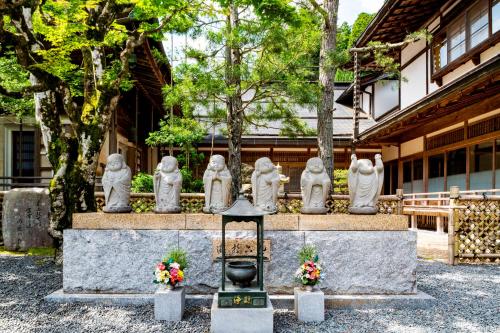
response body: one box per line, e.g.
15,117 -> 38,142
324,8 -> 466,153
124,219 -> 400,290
389,85 -> 500,141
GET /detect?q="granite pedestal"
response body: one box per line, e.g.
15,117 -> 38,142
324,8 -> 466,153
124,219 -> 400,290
154,286 -> 185,321
211,294 -> 273,333
294,287 -> 325,322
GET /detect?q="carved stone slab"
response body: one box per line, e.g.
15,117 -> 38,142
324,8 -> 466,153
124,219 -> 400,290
2,188 -> 52,251
211,238 -> 271,261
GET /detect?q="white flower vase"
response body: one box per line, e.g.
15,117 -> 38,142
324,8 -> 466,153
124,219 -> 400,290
304,285 -> 313,292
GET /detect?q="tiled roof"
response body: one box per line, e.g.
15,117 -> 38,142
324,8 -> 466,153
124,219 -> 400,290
194,87 -> 375,140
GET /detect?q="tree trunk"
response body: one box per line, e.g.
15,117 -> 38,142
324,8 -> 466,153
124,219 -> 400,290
33,46 -> 117,249
317,0 -> 339,188
225,2 -> 244,200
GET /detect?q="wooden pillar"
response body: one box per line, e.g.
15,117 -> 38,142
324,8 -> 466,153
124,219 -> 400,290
493,139 -> 496,188
109,108 -> 117,154
436,193 -> 444,233
448,186 -> 460,265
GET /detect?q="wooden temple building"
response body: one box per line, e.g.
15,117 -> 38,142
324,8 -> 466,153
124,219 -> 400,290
197,0 -> 500,194
1,0 -> 498,196
348,0 -> 500,195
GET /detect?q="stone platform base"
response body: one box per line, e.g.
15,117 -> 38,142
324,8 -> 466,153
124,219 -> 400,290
46,290 -> 435,309
64,225 -> 416,295
211,294 -> 273,333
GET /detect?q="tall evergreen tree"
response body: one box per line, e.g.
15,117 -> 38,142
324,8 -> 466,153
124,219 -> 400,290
164,1 -> 319,198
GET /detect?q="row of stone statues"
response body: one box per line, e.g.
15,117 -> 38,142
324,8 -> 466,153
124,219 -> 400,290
102,153 -> 384,215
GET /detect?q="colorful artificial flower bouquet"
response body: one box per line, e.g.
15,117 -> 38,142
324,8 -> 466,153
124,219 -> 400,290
295,245 -> 323,288
153,248 -> 188,289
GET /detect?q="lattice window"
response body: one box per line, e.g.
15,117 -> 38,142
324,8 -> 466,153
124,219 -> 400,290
426,128 -> 465,150
468,116 -> 500,139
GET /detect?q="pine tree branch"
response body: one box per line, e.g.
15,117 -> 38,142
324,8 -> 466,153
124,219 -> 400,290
308,0 -> 331,29
350,35 -> 425,53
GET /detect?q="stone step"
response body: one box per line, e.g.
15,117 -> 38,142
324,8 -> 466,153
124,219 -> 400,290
45,289 -> 435,309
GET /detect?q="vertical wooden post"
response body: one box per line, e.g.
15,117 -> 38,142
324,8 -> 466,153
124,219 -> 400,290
448,186 -> 460,265
396,188 -> 403,215
436,193 -> 444,234
410,193 -> 417,229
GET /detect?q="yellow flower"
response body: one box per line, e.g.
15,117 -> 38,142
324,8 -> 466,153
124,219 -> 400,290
178,270 -> 184,279
159,270 -> 170,281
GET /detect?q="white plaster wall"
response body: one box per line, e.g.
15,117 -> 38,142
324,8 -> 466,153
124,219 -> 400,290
480,42 -> 500,62
442,60 -> 476,86
401,39 -> 426,65
427,16 -> 440,32
401,54 -> 427,109
381,145 -> 399,162
374,80 -> 399,119
362,91 -> 370,114
400,137 -> 424,158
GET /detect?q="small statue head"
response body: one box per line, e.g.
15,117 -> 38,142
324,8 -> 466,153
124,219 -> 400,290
160,156 -> 178,173
306,157 -> 324,174
255,157 -> 275,174
106,153 -> 125,172
358,159 -> 374,175
208,154 -> 226,172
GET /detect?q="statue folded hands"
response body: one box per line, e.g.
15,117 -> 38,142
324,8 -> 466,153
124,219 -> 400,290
102,153 -> 132,213
251,157 -> 280,213
203,155 -> 232,213
301,157 -> 331,214
154,156 -> 182,213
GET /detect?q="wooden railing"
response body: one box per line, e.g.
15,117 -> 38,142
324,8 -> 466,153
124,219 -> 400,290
402,189 -> 500,233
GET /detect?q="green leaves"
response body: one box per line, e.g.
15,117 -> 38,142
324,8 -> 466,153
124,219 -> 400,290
0,52 -> 34,117
146,116 -> 207,148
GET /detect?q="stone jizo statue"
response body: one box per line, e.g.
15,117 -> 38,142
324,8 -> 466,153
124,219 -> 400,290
300,157 -> 331,214
154,156 -> 182,213
203,154 -> 232,213
251,157 -> 280,213
102,153 -> 132,213
348,153 -> 384,214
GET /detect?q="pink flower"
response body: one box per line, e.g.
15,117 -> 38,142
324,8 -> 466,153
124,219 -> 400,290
157,263 -> 166,271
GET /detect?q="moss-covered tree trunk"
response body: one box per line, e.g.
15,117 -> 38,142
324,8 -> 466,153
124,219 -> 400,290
33,46 -> 119,249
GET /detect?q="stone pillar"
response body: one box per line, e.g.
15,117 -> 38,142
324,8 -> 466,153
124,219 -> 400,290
294,287 -> 325,322
154,286 -> 185,321
410,215 -> 417,230
436,216 -> 444,234
2,188 -> 52,251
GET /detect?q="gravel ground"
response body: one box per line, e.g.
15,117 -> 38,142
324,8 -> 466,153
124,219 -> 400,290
0,255 -> 499,333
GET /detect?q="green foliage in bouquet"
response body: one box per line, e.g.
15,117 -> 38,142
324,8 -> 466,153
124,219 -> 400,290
297,244 -> 319,264
164,248 -> 189,270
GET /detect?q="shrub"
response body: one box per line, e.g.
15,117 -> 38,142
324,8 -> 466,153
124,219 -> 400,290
131,172 -> 153,193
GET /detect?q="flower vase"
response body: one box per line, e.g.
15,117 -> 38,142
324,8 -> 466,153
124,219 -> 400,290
304,285 -> 313,292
